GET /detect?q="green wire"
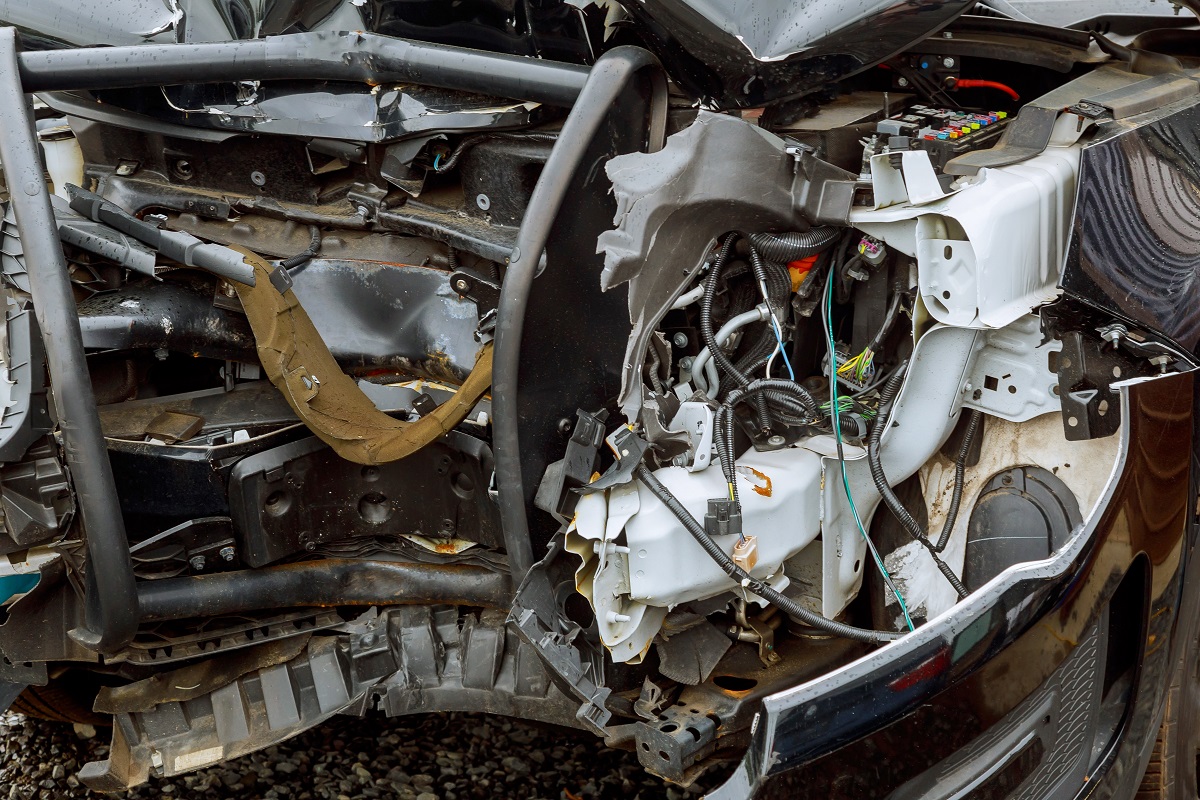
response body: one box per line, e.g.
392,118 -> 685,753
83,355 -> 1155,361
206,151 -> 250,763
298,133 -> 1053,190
824,270 -> 916,632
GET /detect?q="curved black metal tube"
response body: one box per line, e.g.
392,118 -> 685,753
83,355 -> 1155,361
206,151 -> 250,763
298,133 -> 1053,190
16,30 -> 591,107
492,46 -> 668,584
137,559 -> 513,622
0,28 -> 139,653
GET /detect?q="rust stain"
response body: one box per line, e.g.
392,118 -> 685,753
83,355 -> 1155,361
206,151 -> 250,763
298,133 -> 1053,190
737,465 -> 773,497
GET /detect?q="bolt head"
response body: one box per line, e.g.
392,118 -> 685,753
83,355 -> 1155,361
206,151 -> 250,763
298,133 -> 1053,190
897,77 -> 910,87
454,278 -> 470,292
219,546 -> 235,562
671,332 -> 688,348
942,56 -> 956,68
189,555 -> 206,571
767,434 -> 786,446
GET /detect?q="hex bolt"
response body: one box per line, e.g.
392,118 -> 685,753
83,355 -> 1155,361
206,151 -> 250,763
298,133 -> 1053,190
250,170 -> 266,187
189,555 -> 206,571
942,56 -> 956,68
679,356 -> 694,372
219,546 -> 235,562
767,434 -> 786,446
1150,354 -> 1172,373
897,77 -> 910,87
672,332 -> 688,348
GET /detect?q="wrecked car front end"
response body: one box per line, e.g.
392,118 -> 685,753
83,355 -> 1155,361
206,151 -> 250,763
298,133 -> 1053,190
0,1 -> 1196,797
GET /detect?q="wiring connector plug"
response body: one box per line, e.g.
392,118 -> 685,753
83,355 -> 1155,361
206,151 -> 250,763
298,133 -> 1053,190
704,498 -> 743,539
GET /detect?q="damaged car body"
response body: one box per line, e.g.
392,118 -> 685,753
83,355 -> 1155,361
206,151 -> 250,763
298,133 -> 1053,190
0,0 -> 1197,796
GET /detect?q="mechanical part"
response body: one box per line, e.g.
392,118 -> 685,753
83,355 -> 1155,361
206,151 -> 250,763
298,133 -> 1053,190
136,559 -> 512,622
18,31 -> 590,107
231,249 -> 493,466
964,466 -> 1081,588
0,28 -> 138,653
492,46 -> 668,583
66,185 -> 255,286
229,432 -> 500,567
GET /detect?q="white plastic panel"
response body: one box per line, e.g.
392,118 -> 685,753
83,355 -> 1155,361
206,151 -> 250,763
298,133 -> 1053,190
853,143 -> 1081,330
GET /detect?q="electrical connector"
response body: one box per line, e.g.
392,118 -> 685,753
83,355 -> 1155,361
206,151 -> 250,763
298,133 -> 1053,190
704,498 -> 743,539
732,536 -> 758,571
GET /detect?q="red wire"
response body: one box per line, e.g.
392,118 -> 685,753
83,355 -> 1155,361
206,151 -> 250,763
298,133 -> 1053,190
952,78 -> 1020,101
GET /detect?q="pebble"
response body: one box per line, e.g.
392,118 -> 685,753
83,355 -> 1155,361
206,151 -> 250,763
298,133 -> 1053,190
0,711 -> 732,798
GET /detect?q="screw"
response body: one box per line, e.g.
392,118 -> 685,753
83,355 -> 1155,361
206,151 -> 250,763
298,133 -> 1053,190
942,56 -> 956,68
1150,354 -> 1172,373
1099,323 -> 1128,347
767,434 -> 786,446
897,77 -> 910,87
679,357 -> 694,372
454,278 -> 470,292
189,555 -> 206,571
250,170 -> 266,187
222,282 -> 237,298
671,332 -> 688,348
172,159 -> 194,179
219,546 -> 235,562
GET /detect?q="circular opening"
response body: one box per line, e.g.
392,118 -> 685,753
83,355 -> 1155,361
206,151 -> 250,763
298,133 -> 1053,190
660,723 -> 678,733
1052,384 -> 1060,396
264,490 -> 292,517
562,593 -> 595,629
713,675 -> 758,692
853,559 -> 861,572
943,245 -> 953,259
358,492 -> 393,524
1007,385 -> 1017,394
451,471 -> 475,499
941,290 -> 951,300
640,743 -> 649,752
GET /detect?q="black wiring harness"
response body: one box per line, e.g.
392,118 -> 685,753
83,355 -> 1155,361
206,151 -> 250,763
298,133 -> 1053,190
867,364 -> 981,599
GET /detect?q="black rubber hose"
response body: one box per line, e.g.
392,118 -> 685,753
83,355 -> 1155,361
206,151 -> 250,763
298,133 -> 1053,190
934,409 -> 982,552
0,29 -> 139,653
282,225 -> 322,272
492,47 -> 667,585
138,559 -> 513,622
436,131 -> 559,173
634,463 -> 900,645
867,365 -> 971,599
700,236 -> 754,389
748,228 -> 840,263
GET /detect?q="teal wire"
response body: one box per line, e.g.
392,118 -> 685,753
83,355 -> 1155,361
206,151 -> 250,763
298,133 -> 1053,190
769,314 -> 795,380
824,270 -> 916,632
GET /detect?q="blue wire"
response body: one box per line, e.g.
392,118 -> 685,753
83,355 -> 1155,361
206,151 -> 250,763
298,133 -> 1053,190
824,270 -> 916,632
769,314 -> 795,380
433,153 -> 442,170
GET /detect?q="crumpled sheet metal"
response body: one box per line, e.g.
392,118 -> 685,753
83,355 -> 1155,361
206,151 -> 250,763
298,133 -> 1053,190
232,247 -> 493,465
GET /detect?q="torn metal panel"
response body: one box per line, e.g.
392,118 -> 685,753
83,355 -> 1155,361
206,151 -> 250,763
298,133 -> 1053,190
597,111 -> 798,418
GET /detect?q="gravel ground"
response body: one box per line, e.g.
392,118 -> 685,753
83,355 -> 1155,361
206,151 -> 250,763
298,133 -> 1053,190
0,712 -> 727,800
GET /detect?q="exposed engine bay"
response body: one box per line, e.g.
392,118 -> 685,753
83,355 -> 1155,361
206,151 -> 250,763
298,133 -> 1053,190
0,0 -> 1195,791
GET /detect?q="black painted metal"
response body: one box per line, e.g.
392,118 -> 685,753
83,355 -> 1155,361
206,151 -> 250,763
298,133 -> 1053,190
1061,97 -> 1200,353
0,28 -> 139,653
16,31 -> 590,107
136,558 -> 513,622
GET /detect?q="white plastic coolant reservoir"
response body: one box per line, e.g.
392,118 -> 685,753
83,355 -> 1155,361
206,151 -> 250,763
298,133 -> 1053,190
624,446 -> 824,608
